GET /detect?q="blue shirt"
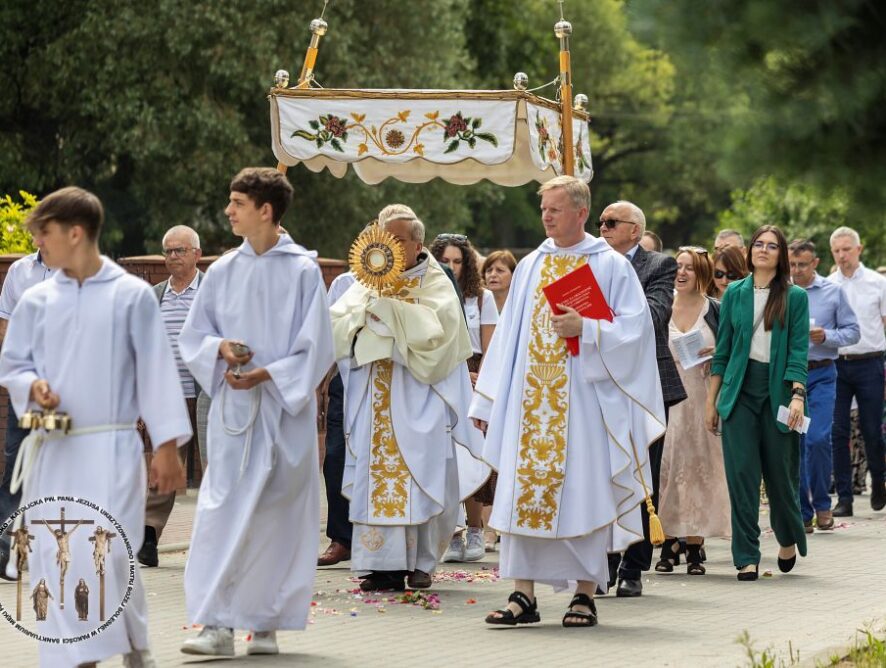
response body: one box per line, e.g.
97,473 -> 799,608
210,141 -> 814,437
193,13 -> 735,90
801,274 -> 860,361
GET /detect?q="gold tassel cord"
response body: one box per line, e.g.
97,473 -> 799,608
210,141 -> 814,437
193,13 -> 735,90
630,437 -> 664,547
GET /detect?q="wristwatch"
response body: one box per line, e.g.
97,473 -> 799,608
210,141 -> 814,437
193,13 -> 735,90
791,387 -> 807,399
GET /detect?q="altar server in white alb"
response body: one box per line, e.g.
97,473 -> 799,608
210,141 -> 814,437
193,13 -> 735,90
470,176 -> 665,628
330,205 -> 487,593
0,187 -> 191,667
178,167 -> 333,657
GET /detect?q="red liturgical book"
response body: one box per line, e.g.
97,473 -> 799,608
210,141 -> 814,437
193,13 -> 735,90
542,262 -> 614,355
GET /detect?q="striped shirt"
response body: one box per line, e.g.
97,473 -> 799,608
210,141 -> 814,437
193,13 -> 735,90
160,273 -> 200,397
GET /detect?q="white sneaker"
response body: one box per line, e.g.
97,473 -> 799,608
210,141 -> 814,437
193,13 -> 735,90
464,527 -> 485,562
247,630 -> 279,655
180,626 -> 235,656
442,534 -> 465,562
123,649 -> 157,668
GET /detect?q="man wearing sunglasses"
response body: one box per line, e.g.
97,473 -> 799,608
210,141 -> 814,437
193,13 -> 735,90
599,200 -> 686,598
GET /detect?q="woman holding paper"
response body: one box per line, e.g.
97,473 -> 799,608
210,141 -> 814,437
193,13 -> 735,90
705,225 -> 809,581
656,247 -> 731,576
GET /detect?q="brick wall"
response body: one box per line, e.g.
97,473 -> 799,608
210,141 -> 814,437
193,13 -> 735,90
0,254 -> 347,481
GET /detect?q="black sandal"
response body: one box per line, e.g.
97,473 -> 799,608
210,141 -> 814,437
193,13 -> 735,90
654,538 -> 683,573
485,590 -> 540,626
562,593 -> 598,628
686,544 -> 706,575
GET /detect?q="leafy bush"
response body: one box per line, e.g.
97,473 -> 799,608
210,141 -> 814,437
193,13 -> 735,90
0,191 -> 37,254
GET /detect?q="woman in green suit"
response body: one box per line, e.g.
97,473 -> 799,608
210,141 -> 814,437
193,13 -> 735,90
705,225 -> 809,581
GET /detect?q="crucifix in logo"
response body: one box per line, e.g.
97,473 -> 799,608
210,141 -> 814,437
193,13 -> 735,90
40,507 -> 94,610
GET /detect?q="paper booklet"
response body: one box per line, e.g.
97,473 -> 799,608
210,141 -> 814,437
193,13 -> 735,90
542,263 -> 614,356
671,328 -> 713,369
777,405 -> 811,434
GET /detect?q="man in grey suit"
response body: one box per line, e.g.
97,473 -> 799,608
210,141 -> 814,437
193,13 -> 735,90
600,201 -> 686,597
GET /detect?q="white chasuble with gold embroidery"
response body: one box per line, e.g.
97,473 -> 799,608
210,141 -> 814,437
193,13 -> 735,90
470,234 -> 665,585
332,253 -> 487,574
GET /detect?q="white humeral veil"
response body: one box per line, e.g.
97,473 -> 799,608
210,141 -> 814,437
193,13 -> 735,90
331,254 -> 488,575
469,234 -> 665,590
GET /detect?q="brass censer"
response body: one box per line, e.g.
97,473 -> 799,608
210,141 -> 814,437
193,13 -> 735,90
19,409 -> 72,433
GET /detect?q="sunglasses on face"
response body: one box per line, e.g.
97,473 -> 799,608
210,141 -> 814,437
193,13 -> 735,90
714,270 -> 741,280
598,218 -> 635,229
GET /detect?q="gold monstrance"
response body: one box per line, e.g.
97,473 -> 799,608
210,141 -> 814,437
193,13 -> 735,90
348,225 -> 405,293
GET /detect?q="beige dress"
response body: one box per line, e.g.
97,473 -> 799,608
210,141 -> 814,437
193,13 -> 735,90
658,301 -> 732,537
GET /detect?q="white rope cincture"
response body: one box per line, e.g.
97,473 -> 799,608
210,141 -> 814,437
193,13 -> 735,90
218,383 -> 261,479
8,423 -> 135,532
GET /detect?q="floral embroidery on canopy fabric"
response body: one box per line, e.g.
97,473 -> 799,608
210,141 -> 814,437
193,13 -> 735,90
291,110 -> 499,157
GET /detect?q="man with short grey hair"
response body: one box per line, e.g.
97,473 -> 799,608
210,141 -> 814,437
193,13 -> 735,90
138,225 -> 205,567
330,204 -> 485,593
600,199 -> 685,598
714,229 -> 745,252
827,226 -> 886,515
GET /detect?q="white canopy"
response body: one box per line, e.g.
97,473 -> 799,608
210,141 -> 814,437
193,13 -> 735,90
270,89 -> 592,186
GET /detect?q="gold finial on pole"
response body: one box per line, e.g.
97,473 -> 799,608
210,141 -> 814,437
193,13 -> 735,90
277,2 -> 331,173
555,2 -> 575,176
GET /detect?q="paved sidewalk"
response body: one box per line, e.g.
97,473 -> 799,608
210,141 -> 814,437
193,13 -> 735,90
2,489 -> 885,667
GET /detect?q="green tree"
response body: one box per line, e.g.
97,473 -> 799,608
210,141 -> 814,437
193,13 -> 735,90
0,0 -> 475,257
462,0 -> 681,250
715,176 -> 885,269
630,0 -> 886,242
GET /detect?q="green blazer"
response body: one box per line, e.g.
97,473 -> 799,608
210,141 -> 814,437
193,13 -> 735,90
711,276 -> 809,432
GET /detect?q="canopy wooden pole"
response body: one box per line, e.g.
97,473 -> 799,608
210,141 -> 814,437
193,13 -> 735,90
555,9 -> 574,176
277,14 -> 329,174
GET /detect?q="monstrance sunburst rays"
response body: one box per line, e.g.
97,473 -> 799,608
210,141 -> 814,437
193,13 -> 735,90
348,225 -> 406,292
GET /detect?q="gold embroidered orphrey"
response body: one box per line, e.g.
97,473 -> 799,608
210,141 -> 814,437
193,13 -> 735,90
515,254 -> 586,531
367,275 -> 421,520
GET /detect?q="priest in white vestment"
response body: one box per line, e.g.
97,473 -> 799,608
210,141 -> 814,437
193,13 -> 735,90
178,168 -> 334,657
331,205 -> 487,592
0,187 -> 191,667
469,176 -> 665,628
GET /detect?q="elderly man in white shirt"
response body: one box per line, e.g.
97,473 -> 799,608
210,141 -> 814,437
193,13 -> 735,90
827,226 -> 886,516
0,251 -> 54,578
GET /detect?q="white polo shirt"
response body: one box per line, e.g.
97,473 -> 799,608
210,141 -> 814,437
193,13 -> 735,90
0,252 -> 54,319
827,263 -> 886,355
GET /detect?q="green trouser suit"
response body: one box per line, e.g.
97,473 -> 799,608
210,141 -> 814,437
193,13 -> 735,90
711,278 -> 810,568
721,361 -> 807,567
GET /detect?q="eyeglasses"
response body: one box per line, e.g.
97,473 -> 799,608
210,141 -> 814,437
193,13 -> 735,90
599,218 -> 635,229
435,233 -> 468,242
752,241 -> 780,253
678,246 -> 709,256
714,270 -> 741,280
163,247 -> 194,257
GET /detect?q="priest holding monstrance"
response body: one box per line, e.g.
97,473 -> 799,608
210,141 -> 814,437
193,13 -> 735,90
469,176 -> 665,628
330,205 -> 486,592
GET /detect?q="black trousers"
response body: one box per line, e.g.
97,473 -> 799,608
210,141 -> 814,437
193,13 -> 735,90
611,404 -> 670,581
323,373 -> 352,548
